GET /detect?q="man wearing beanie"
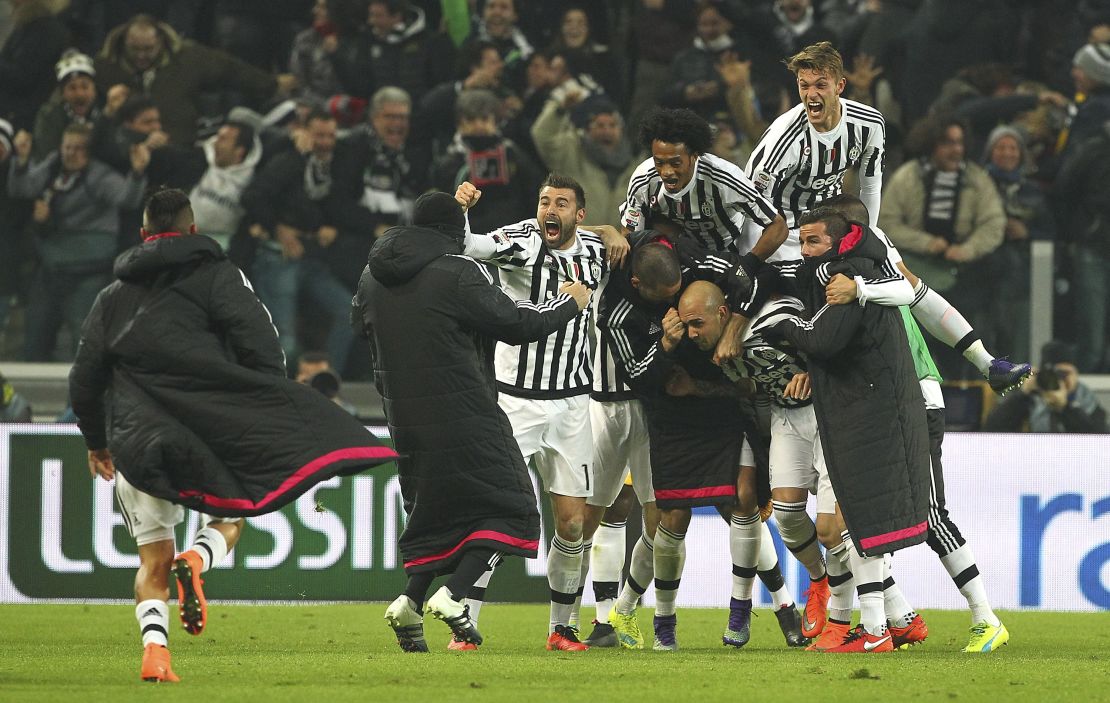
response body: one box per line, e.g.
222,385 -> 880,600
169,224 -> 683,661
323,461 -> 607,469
32,50 -> 102,161
1057,42 -> 1110,162
353,191 -> 590,652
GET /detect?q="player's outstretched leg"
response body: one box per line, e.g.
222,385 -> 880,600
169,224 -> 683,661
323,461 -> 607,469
172,520 -> 243,636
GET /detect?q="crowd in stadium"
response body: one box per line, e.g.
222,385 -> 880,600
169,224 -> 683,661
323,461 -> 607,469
0,0 -> 1109,379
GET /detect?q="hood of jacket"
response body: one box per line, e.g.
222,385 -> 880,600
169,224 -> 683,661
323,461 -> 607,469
114,233 -> 224,283
367,224 -> 464,286
99,17 -> 184,69
795,222 -> 887,301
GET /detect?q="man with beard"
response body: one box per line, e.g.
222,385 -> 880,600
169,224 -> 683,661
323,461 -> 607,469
761,208 -> 931,653
454,174 -> 616,651
354,191 -> 588,653
531,93 -> 638,230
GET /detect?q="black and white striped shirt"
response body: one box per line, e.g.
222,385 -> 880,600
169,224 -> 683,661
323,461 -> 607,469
723,296 -> 811,409
465,219 -> 608,399
621,152 -> 778,252
591,276 -> 634,401
745,99 -> 885,259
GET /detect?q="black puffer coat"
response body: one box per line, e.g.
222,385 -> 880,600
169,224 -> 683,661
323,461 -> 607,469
69,234 -> 395,517
353,223 -> 580,574
767,224 -> 931,556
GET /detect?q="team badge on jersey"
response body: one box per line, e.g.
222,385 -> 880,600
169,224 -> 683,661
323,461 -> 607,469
849,145 -> 861,162
700,201 -> 714,217
624,206 -> 643,230
754,170 -> 773,194
648,322 -> 662,335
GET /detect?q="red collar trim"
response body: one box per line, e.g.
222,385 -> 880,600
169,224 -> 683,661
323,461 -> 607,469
838,224 -> 864,254
143,231 -> 185,242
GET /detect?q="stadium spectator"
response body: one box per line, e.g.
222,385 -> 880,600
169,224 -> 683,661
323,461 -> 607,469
362,0 -> 456,103
879,116 -> 1006,378
7,124 -> 149,361
981,125 -> 1056,363
240,110 -> 358,374
92,14 -> 294,146
530,93 -> 639,229
0,118 -> 18,337
31,50 -> 104,161
660,1 -> 740,120
186,108 -> 265,251
0,0 -> 68,131
626,0 -> 696,129
0,370 -> 32,422
417,39 -> 514,152
548,6 -> 623,108
1054,42 -> 1110,167
462,0 -> 533,91
296,350 -> 358,415
984,341 -> 1108,433
288,0 -> 345,106
429,89 -> 543,234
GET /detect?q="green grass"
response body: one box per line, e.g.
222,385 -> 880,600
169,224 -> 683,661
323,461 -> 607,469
1,604 -> 1108,702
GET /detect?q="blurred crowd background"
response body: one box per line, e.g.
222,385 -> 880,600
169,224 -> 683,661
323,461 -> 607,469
1,0 -> 1108,388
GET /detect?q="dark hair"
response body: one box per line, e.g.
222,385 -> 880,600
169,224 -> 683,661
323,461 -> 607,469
797,207 -> 850,239
460,39 -> 499,76
306,108 -> 336,125
368,0 -> 405,13
62,122 -> 94,140
117,95 -> 158,125
631,241 -> 682,288
455,88 -> 500,123
906,115 -> 967,160
819,193 -> 869,224
226,122 -> 255,153
637,107 -> 713,155
144,188 -> 192,234
540,173 -> 586,210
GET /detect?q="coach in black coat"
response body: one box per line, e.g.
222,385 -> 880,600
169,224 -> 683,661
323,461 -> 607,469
765,216 -> 931,556
353,192 -> 584,576
69,199 -> 395,518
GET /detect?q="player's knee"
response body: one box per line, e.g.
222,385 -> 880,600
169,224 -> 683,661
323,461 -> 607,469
556,514 -> 584,541
815,515 -> 841,549
736,482 -> 758,514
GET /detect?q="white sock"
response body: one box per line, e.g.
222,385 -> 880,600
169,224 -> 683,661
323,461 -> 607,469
910,280 -> 993,374
772,501 -> 826,580
616,530 -> 654,615
826,536 -> 854,623
548,535 -> 584,631
136,599 -> 169,647
730,513 -> 761,600
464,567 -> 495,625
192,526 -> 229,573
757,521 -> 794,608
848,539 -> 887,636
882,556 -> 916,628
569,539 -> 592,629
652,526 -> 686,617
591,520 -> 626,624
941,545 -> 1000,626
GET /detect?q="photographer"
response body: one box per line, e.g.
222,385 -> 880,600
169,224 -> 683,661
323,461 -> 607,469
984,342 -> 1108,433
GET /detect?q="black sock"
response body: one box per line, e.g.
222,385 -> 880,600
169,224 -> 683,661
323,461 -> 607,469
403,572 -> 436,610
446,548 -> 499,601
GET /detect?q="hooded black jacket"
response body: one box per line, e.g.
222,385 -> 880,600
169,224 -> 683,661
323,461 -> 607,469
69,234 -> 395,517
765,224 -> 931,556
353,223 -> 579,574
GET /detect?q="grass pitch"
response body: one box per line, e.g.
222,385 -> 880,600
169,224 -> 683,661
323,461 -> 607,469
1,604 -> 1107,702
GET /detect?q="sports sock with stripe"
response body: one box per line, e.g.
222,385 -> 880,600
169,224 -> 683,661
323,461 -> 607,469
191,526 -> 229,573
941,544 -> 1001,626
730,512 -> 761,600
757,521 -> 795,608
568,539 -> 592,629
772,501 -> 826,580
548,535 -> 584,632
136,599 -> 170,647
464,563 -> 497,625
825,535 -> 854,623
847,535 -> 887,636
652,526 -> 686,618
882,556 -> 917,628
591,520 -> 626,624
615,528 -> 654,615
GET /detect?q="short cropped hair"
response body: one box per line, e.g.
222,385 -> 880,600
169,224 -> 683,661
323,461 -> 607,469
144,188 -> 192,234
117,95 -> 158,125
631,241 -> 682,289
540,173 -> 586,210
637,107 -> 713,155
456,88 -> 500,123
819,193 -> 869,224
370,86 -> 411,115
797,207 -> 850,240
785,41 -> 845,80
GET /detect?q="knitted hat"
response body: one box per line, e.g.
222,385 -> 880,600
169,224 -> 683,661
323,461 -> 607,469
226,106 -> 264,133
1073,43 -> 1110,88
413,192 -> 465,232
0,118 -> 12,156
55,50 -> 95,83
982,124 -> 1027,164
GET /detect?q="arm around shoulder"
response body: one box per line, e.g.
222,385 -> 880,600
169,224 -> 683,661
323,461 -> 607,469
450,257 -> 579,345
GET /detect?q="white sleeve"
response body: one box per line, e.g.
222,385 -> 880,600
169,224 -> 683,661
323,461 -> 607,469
620,159 -> 654,232
463,220 -> 541,266
858,120 -> 885,227
855,231 -> 912,307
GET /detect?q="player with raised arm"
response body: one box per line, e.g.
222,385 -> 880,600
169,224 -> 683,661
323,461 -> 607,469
746,41 -> 1031,394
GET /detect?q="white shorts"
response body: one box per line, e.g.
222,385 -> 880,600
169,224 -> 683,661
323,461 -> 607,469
114,471 -> 236,546
588,398 -> 654,507
500,393 -> 593,498
768,403 -> 836,514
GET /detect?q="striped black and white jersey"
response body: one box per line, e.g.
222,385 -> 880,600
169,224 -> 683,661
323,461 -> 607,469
723,296 -> 811,409
464,219 -> 608,399
591,275 -> 634,401
621,152 -> 779,253
744,99 -> 885,259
